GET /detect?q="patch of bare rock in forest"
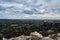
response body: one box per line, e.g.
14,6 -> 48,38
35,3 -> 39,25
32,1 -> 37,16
3,31 -> 60,40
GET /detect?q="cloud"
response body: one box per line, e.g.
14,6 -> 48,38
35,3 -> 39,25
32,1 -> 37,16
0,0 -> 60,19
1,12 -> 60,19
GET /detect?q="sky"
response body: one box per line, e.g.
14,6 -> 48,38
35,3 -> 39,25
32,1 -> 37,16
0,0 -> 60,19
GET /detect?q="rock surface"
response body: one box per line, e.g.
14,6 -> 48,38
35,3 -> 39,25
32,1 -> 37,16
48,33 -> 60,40
3,32 -> 60,40
30,31 -> 43,38
41,37 -> 54,40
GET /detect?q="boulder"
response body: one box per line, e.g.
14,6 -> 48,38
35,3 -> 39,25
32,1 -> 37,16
48,33 -> 60,40
8,36 -> 32,40
57,33 -> 60,37
41,37 -> 54,40
3,38 -> 8,40
30,31 -> 43,38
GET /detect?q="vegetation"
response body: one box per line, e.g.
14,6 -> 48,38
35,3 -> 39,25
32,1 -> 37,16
0,19 -> 60,38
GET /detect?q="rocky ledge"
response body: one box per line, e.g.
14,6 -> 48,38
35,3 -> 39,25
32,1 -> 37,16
3,31 -> 60,40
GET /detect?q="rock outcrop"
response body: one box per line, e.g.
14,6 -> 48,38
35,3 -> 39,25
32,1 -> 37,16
3,32 -> 60,40
41,37 -> 54,40
48,33 -> 60,40
30,31 -> 43,38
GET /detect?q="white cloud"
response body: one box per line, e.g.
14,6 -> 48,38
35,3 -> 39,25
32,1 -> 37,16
0,0 -> 60,19
0,12 -> 60,19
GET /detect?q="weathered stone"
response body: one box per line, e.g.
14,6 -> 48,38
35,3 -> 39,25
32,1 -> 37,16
48,33 -> 60,40
3,33 -> 60,40
3,38 -> 7,40
57,33 -> 60,37
31,35 -> 41,40
5,36 -> 32,40
41,37 -> 54,40
30,31 -> 43,38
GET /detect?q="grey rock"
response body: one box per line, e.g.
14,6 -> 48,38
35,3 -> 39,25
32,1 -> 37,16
41,37 -> 54,40
48,33 -> 60,40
